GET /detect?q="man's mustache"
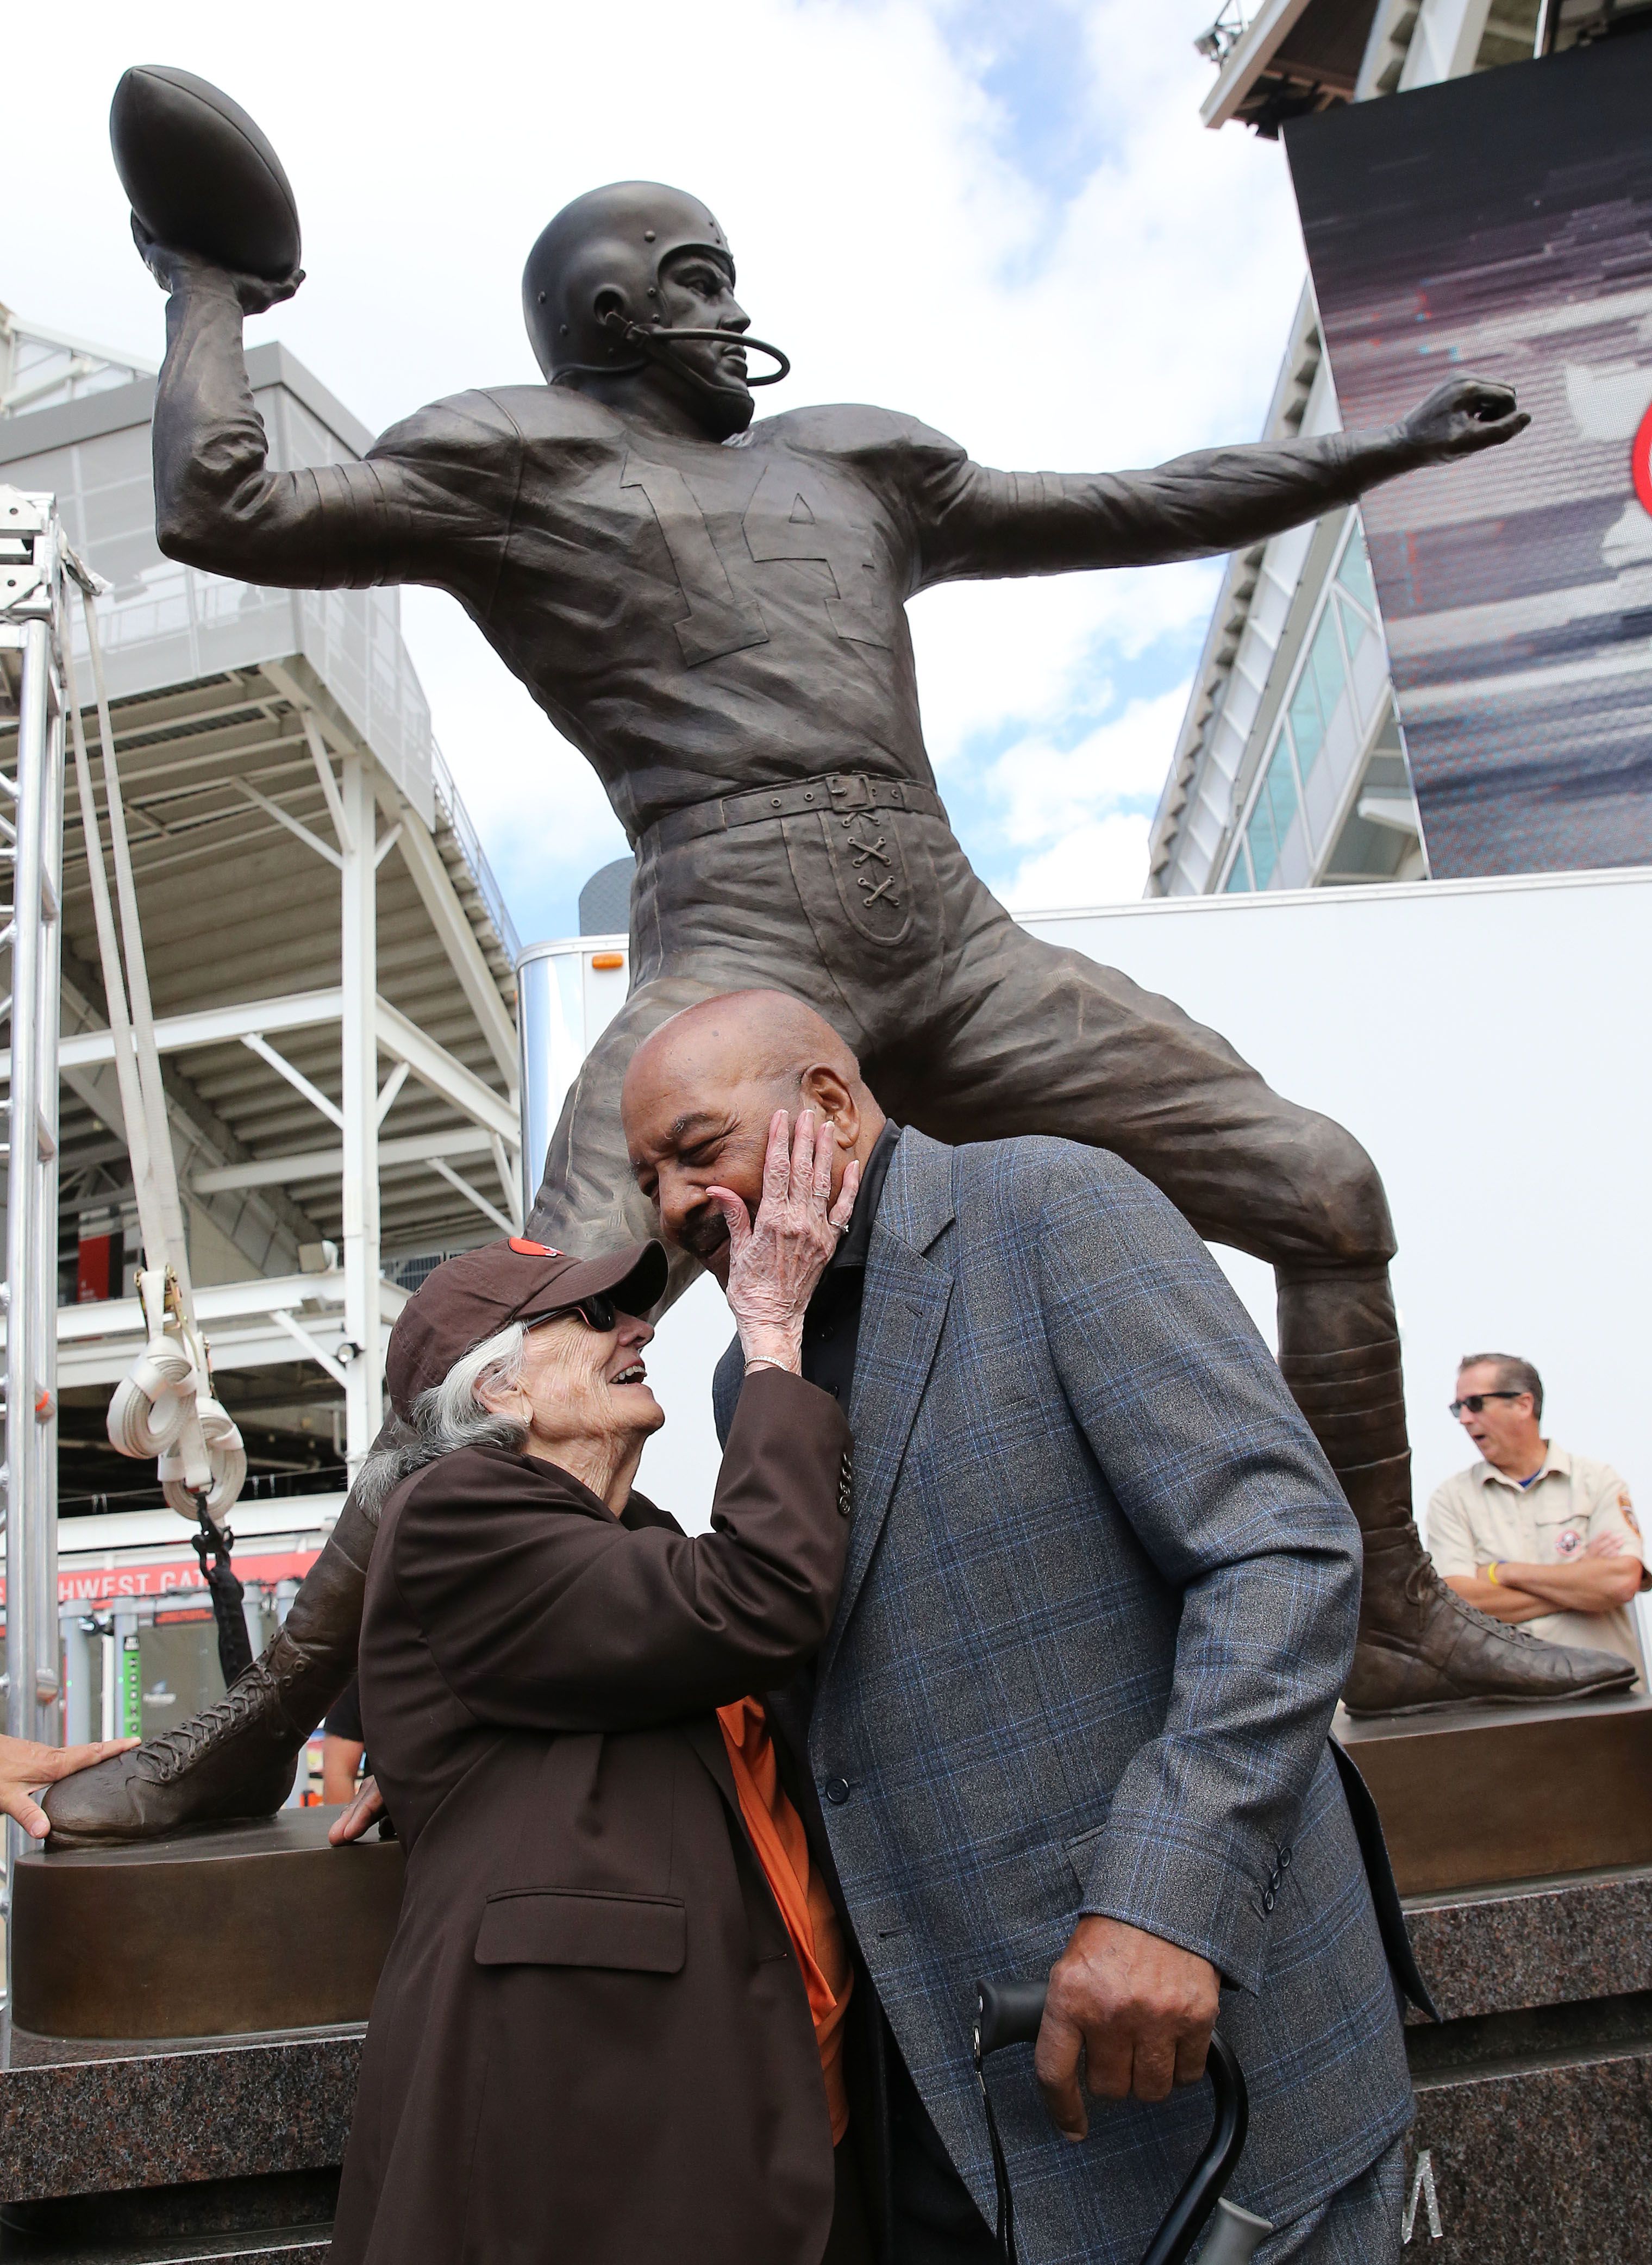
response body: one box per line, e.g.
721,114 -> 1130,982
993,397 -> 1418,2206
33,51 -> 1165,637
679,1206 -> 735,1261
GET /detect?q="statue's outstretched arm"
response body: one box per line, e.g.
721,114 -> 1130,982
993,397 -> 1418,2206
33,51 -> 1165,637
919,376 -> 1528,584
142,237 -> 509,595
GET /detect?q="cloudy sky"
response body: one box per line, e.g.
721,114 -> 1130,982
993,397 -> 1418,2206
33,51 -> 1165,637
11,1 -> 1306,944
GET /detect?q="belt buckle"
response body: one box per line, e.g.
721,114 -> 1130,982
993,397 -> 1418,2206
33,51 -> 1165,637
827,773 -> 872,813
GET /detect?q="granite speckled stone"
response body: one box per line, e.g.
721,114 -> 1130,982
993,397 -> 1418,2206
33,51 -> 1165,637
1404,1862 -> 1652,2024
1407,2045 -> 1652,2262
0,2022 -> 362,2205
0,2169 -> 339,2264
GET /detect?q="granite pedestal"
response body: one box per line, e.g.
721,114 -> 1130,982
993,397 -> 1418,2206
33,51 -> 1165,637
1400,1862 -> 1652,2261
2,1810 -> 392,2264
0,2016 -> 361,2264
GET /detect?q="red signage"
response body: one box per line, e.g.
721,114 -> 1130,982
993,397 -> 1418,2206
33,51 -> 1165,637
1634,402 -> 1652,519
0,1548 -> 320,1609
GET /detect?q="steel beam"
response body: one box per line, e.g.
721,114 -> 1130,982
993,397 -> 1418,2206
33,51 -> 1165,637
389,799 -> 519,1084
0,986 -> 345,1078
189,1123 -> 495,1194
340,753 -> 381,1471
374,997 -> 518,1146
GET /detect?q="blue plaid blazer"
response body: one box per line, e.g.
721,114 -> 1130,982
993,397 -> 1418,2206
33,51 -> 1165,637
716,1129 -> 1412,2262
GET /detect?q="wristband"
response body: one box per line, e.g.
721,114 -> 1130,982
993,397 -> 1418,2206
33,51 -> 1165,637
1486,1561 -> 1500,1586
744,1357 -> 786,1376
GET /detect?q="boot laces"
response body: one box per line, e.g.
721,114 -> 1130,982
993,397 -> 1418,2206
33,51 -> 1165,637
1400,1554 -> 1544,1645
139,1674 -> 272,1784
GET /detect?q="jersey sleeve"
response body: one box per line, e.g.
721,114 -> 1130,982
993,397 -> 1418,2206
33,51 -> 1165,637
151,277 -> 520,599
905,431 -> 1369,588
1425,1481 -> 1478,1577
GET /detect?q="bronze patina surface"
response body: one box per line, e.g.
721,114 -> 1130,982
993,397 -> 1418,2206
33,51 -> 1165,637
1338,1692 -> 1652,1896
42,143 -> 1597,1853
11,1809 -> 402,2040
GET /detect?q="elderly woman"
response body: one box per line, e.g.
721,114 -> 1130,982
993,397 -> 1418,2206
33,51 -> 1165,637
329,1111 -> 865,2265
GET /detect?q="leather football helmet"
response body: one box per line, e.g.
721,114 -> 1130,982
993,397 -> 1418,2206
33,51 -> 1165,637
523,180 -> 737,381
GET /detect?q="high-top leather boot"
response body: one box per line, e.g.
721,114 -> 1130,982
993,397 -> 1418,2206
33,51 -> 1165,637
43,1489 -> 379,1845
1277,1279 -> 1636,1716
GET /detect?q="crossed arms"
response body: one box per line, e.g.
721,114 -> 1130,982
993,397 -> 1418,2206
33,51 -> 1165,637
1447,1537 -> 1645,1624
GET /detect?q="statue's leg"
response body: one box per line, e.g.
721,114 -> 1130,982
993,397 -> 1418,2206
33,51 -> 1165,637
525,969 -> 737,1306
907,885 -> 1634,1713
43,972 -> 740,1844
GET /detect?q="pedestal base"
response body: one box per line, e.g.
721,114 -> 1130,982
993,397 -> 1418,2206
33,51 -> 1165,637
12,1810 -> 403,2042
0,2015 -> 362,2262
1337,1690 -> 1652,1894
1400,1863 -> 1652,2261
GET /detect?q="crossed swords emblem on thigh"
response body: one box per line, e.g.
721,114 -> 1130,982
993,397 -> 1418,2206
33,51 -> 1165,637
838,813 -> 899,909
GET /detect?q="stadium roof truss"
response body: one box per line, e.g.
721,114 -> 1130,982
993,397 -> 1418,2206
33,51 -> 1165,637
0,320 -> 525,1468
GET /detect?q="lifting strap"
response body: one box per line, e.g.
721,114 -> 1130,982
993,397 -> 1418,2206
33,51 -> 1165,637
61,589 -> 248,1556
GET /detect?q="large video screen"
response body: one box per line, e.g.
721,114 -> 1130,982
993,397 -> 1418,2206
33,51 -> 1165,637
1286,38 -> 1652,878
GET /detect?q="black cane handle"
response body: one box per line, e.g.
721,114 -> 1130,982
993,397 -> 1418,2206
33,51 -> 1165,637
973,1981 -> 1249,2265
975,1978 -> 1049,2058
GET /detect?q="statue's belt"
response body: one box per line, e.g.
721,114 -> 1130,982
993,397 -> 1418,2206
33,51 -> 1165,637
642,770 -> 947,851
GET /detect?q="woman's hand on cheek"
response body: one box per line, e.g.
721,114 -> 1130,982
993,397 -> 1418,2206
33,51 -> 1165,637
714,1110 -> 860,1373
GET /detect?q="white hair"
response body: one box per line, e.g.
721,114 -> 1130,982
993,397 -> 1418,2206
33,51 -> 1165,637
354,1321 -> 532,1515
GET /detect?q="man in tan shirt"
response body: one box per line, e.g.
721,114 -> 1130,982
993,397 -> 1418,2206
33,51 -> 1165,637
1429,1353 -> 1648,1682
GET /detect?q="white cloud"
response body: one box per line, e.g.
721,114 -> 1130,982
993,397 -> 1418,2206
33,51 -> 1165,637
989,685 -> 1193,844
8,1 -> 1305,933
1002,812 -> 1153,912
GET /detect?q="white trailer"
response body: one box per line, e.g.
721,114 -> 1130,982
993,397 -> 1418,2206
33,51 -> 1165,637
519,868 -> 1652,1599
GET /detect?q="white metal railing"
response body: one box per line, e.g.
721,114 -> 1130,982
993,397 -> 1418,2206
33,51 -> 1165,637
431,741 -> 521,966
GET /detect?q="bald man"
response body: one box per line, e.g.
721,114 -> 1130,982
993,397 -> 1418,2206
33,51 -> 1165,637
621,990 -> 1426,2265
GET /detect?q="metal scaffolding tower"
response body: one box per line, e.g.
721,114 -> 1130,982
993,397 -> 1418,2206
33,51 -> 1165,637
0,486 -> 80,1991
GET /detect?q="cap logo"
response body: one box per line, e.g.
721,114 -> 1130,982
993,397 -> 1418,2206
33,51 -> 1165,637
509,1237 -> 563,1256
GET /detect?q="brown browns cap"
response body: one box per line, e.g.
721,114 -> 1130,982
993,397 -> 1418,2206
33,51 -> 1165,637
384,1235 -> 668,1420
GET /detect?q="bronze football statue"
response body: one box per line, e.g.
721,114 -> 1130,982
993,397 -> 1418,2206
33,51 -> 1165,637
47,135 -> 1634,1843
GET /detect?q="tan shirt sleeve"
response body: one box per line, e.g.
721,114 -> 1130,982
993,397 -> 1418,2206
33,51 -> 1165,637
1426,1475 -> 1480,1576
1580,1460 -> 1649,1586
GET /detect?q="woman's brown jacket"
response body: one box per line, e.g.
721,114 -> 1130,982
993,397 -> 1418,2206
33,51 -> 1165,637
329,1367 -> 854,2265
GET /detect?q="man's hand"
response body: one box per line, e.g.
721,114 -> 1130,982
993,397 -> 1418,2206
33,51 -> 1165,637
1034,1914 -> 1219,2139
0,1734 -> 139,1840
131,215 -> 303,316
1397,374 -> 1529,465
328,1773 -> 386,1844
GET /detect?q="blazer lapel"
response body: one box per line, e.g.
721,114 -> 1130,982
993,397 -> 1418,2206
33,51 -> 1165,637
819,1131 -> 955,1678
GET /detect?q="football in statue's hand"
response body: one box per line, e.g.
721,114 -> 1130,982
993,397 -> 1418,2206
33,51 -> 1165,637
110,65 -> 301,283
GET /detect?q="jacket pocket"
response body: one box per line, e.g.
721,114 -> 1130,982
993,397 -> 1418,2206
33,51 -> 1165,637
1066,1818 -> 1110,1897
474,1888 -> 686,1973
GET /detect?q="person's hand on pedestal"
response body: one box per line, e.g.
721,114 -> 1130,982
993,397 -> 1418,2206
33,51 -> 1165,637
329,1773 -> 386,1845
0,1735 -> 140,1841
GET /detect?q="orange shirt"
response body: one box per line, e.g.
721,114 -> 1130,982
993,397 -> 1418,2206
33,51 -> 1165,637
716,1695 -> 854,2142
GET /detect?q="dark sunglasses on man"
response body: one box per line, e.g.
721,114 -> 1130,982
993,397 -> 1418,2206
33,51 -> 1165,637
1448,1389 -> 1526,1417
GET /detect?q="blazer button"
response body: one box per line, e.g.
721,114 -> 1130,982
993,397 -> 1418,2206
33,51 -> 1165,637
823,1776 -> 852,1805
1262,1888 -> 1276,1914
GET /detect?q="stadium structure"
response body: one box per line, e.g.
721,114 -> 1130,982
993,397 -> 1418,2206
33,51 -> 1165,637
1150,0 -> 1652,897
